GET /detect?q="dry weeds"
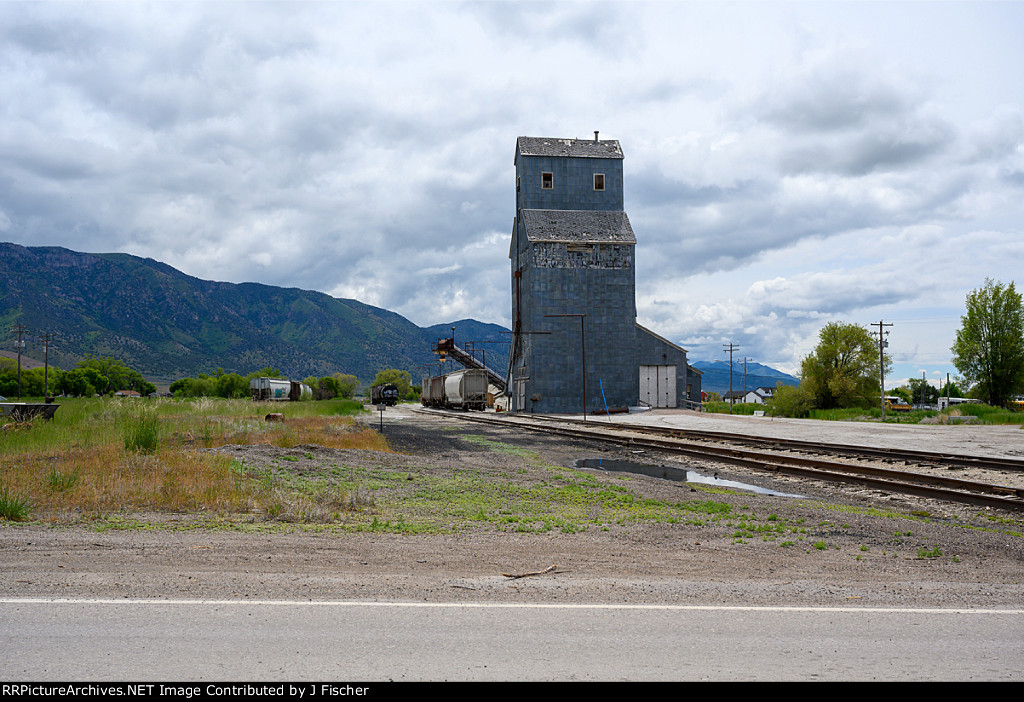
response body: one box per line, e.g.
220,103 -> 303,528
1,401 -> 388,521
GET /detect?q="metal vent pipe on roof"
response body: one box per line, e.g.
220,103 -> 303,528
594,131 -> 599,142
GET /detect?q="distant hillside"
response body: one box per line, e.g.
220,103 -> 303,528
692,360 -> 799,396
0,350 -> 50,370
0,243 -> 510,385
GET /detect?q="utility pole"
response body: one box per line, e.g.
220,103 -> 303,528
723,343 -> 739,410
871,321 -> 892,419
742,357 -> 752,395
12,323 -> 28,401
40,333 -> 53,401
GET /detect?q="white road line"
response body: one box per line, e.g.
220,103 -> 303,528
2,598 -> 1022,614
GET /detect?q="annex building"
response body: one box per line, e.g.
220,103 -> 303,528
508,134 -> 701,414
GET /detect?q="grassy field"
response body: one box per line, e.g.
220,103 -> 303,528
0,396 -> 384,523
0,397 -> 758,536
5,396 -> 1021,540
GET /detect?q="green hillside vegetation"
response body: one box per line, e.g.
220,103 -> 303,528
0,243 -> 510,386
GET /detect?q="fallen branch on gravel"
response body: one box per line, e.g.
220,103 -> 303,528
502,565 -> 557,579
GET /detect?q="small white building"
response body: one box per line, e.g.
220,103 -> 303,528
753,386 -> 776,403
724,386 -> 778,405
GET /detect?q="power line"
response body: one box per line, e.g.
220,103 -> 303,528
723,343 -> 739,410
8,323 -> 30,401
871,321 -> 893,419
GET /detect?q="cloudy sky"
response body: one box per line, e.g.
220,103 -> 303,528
3,1 -> 1023,388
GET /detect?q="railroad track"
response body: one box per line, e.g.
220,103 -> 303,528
523,412 -> 1024,473
415,408 -> 1024,512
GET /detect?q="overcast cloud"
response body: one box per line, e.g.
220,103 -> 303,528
2,1 -> 1023,388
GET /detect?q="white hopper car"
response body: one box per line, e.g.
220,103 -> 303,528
421,368 -> 488,410
250,377 -> 313,402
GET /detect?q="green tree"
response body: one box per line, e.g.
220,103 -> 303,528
906,378 -> 939,406
801,322 -> 889,409
75,355 -> 156,395
55,367 -> 106,397
0,360 -> 51,397
77,356 -> 128,393
168,377 -> 191,396
938,376 -> 967,399
169,375 -> 215,398
951,279 -> 1024,407
302,375 -> 343,400
247,367 -> 284,380
332,373 -> 360,399
767,382 -> 814,418
214,372 -> 249,399
318,376 -> 343,399
890,386 -> 912,404
300,376 -> 321,398
371,369 -> 412,398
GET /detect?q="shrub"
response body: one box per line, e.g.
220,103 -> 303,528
769,383 -> 815,418
46,468 -> 80,493
124,411 -> 160,454
0,485 -> 32,521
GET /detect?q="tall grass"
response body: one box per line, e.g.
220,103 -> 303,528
0,485 -> 32,521
123,408 -> 160,453
0,396 -> 381,522
954,403 -> 1024,425
703,401 -> 764,415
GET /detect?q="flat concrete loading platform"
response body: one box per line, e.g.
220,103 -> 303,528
554,409 -> 1024,461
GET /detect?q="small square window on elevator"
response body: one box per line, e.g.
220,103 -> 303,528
593,173 -> 605,190
541,172 -> 553,189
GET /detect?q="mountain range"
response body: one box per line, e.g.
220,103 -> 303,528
691,360 -> 799,396
1,242 -> 800,394
0,243 -> 509,387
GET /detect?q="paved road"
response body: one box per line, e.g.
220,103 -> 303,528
3,599 -> 1022,681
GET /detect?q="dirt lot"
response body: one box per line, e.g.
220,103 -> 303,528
2,406 -> 1023,608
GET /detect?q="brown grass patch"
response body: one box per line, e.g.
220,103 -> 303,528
3,446 -> 263,517
264,417 -> 390,452
1,413 -> 388,521
164,415 -> 389,452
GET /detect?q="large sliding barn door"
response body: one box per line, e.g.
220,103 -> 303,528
639,365 -> 677,408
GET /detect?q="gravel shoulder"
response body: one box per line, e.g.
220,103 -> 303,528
3,406 -> 1023,608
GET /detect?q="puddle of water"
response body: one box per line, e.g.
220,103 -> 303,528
574,457 -> 804,498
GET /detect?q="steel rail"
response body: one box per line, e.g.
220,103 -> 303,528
507,412 -> 1024,473
416,409 -> 1024,512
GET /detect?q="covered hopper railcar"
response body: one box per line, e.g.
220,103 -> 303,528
250,377 -> 313,402
419,375 -> 446,409
421,368 -> 488,410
